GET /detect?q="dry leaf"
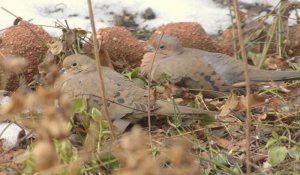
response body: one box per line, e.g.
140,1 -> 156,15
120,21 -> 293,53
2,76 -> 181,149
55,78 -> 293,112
265,55 -> 289,70
38,52 -> 57,74
211,135 -> 233,150
41,114 -> 70,139
33,140 -> 59,171
74,28 -> 87,38
0,56 -> 28,74
49,41 -> 63,55
219,92 -> 239,116
239,94 -> 268,111
287,88 -> 300,107
62,29 -> 77,52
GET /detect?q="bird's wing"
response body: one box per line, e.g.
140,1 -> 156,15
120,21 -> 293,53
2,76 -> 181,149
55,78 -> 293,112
151,48 -> 242,92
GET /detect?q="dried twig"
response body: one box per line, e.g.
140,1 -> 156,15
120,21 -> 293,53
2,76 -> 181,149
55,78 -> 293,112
0,51 -> 5,58
147,32 -> 164,139
0,130 -> 33,157
232,0 -> 252,174
226,0 -> 238,59
86,0 -> 116,139
1,7 -> 49,47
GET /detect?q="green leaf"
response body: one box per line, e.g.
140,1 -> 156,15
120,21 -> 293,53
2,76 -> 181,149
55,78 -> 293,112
124,68 -> 140,80
199,114 -> 216,126
265,138 -> 278,148
130,68 -> 140,78
72,98 -> 86,113
91,108 -> 102,121
266,131 -> 281,148
278,135 -> 289,142
272,131 -> 279,139
187,101 -> 196,108
268,146 -> 287,166
21,158 -> 35,175
91,108 -> 110,130
213,153 -> 229,166
288,146 -> 300,160
54,139 -> 77,163
101,120 -> 109,130
132,78 -> 146,88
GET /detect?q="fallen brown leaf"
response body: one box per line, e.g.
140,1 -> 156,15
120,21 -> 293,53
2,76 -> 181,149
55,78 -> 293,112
265,55 -> 289,70
219,92 -> 239,116
211,135 -> 233,150
239,94 -> 268,111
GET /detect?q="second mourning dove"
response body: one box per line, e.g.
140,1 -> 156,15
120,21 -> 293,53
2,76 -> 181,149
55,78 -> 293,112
141,35 -> 300,95
54,54 -> 217,133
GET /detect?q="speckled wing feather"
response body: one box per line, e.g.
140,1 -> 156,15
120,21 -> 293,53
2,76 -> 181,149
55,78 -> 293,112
150,46 -> 300,92
55,66 -> 158,132
151,49 -> 236,92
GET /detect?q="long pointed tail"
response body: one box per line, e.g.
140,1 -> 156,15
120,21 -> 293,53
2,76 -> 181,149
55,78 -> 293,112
153,100 -> 218,120
250,69 -> 300,82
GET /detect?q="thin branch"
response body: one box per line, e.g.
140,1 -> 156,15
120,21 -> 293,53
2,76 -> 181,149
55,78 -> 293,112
147,32 -> 164,140
1,7 -> 18,18
232,0 -> 252,174
86,0 -> 116,139
0,51 -> 5,58
226,0 -> 238,59
1,7 -> 49,47
0,130 -> 33,157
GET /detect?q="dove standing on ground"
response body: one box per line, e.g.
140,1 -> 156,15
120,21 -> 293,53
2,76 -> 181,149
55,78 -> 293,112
54,54 -> 216,133
141,35 -> 300,95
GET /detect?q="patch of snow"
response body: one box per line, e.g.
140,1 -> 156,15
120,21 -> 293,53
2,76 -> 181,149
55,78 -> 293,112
240,0 -> 279,6
0,0 -> 282,37
0,123 -> 23,150
0,96 -> 10,106
0,97 -> 27,151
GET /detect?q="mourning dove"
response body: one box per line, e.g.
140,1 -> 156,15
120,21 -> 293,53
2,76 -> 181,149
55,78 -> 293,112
54,54 -> 217,133
141,35 -> 300,95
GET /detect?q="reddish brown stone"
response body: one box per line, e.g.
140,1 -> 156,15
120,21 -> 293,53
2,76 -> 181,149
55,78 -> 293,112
82,26 -> 144,69
217,26 -> 236,56
288,24 -> 300,56
0,21 -> 53,91
149,22 -> 220,53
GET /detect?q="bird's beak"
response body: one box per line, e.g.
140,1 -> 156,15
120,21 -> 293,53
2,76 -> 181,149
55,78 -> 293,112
60,67 -> 66,73
144,45 -> 155,52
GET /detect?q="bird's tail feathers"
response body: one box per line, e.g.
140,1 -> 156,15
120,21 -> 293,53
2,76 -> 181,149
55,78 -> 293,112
250,69 -> 300,81
154,100 -> 217,119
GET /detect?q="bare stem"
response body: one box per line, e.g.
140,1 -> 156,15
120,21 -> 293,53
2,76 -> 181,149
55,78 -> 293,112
147,33 -> 164,140
86,0 -> 116,139
232,0 -> 252,174
226,0 -> 238,59
1,7 -> 49,47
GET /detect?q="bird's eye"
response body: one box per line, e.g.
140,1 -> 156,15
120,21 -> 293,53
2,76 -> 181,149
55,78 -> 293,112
159,45 -> 165,49
71,62 -> 77,67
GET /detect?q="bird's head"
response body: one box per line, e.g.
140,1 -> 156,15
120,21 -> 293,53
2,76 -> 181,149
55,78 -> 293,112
146,34 -> 184,58
62,54 -> 95,74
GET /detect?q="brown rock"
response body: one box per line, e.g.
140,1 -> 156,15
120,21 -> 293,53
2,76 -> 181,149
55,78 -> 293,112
82,26 -> 144,69
288,24 -> 300,56
217,22 -> 269,57
217,27 -> 236,56
0,21 -> 53,91
149,22 -> 220,53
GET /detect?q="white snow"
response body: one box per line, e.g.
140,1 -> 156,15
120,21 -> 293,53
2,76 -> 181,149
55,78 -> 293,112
0,122 -> 23,150
0,0 -> 282,36
0,96 -> 26,151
